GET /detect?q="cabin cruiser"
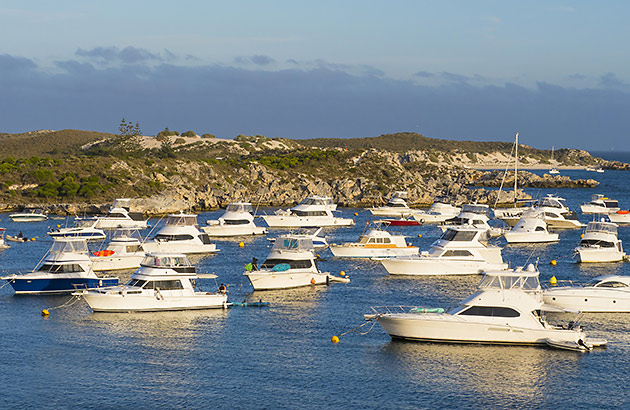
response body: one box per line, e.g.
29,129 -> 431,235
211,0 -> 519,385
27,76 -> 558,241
244,235 -> 349,290
575,221 -> 625,263
413,196 -> 461,223
91,229 -> 146,271
262,196 -> 354,228
1,238 -> 118,294
76,253 -> 228,312
500,195 -> 582,229
543,275 -> 630,312
93,198 -> 149,229
608,210 -> 630,224
202,202 -> 267,237
580,194 -> 620,215
143,213 -> 218,254
504,213 -> 559,244
381,225 -> 508,276
368,191 -> 414,217
440,203 -> 504,237
9,208 -> 48,222
330,225 -> 418,258
48,217 -> 107,241
0,228 -> 10,249
366,265 -> 603,351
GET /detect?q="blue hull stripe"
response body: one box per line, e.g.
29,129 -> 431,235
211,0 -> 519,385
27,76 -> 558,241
8,277 -> 118,294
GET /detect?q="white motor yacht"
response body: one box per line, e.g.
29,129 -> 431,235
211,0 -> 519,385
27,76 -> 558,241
9,208 -> 48,222
440,203 -> 504,237
143,213 -> 218,254
330,225 -> 418,258
262,196 -> 354,228
94,198 -> 149,230
77,253 -> 228,312
366,265 -> 603,351
575,221 -> 625,263
91,229 -> 146,271
48,217 -> 107,241
413,196 -> 461,223
543,275 -> 630,312
368,191 -> 414,217
244,235 -> 349,290
580,194 -> 620,215
504,213 -> 559,244
202,202 -> 267,237
381,225 -> 508,275
608,210 -> 630,224
2,238 -> 118,294
501,195 -> 582,229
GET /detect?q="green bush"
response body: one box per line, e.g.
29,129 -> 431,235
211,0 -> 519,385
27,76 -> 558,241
181,131 -> 196,137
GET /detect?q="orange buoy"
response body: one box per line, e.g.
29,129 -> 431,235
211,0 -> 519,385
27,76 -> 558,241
310,278 -> 316,285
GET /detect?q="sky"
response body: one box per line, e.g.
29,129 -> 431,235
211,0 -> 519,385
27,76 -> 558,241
1,1 -> 630,150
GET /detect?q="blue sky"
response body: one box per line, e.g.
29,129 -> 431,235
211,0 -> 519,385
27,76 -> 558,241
1,1 -> 629,150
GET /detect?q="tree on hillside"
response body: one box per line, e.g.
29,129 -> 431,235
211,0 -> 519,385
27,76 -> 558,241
116,118 -> 143,156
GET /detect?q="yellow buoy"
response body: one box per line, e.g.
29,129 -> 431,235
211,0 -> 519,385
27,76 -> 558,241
31,238 -> 36,241
41,309 -> 49,316
418,234 -> 422,238
57,224 -> 61,228
331,335 -> 340,344
340,271 -> 345,276
354,212 -> 358,216
316,254 -> 321,258
238,241 -> 244,248
550,276 -> 557,286
550,259 -> 557,266
580,233 -> 584,238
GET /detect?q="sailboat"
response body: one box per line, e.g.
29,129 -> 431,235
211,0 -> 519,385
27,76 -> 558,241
493,133 -> 532,221
549,146 -> 560,174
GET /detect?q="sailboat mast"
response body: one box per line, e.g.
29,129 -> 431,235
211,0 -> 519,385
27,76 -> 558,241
514,132 -> 518,206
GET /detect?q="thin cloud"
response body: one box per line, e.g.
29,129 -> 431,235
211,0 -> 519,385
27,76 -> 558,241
234,55 -> 276,66
75,46 -> 165,64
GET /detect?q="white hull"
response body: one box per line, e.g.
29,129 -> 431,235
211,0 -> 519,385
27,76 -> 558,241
543,289 -> 630,312
245,270 -> 348,290
608,212 -> 630,224
381,258 -> 508,276
504,232 -> 559,244
95,219 -> 148,230
375,313 -> 583,345
262,215 -> 354,228
368,207 -> 413,217
91,255 -> 145,271
142,241 -> 217,254
576,249 -> 625,263
9,215 -> 48,222
330,245 -> 418,258
580,205 -> 619,214
413,212 -> 457,223
83,291 -> 228,312
201,225 -> 267,237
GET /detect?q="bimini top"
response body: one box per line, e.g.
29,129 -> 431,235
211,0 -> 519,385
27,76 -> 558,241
478,264 -> 541,292
166,213 -> 199,226
272,236 -> 314,252
538,195 -> 568,210
225,202 -> 254,213
299,196 -> 335,207
48,238 -> 90,256
439,225 -> 489,242
461,204 -> 492,216
584,221 -> 618,235
140,253 -> 193,269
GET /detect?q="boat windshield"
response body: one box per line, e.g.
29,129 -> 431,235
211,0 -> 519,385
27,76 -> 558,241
585,222 -> 617,235
478,273 -> 540,291
126,279 -> 147,288
440,229 -> 477,242
461,204 -> 491,216
75,218 -> 97,228
49,239 -> 89,255
539,196 -> 567,209
226,203 -> 253,213
38,263 -> 85,273
166,214 -> 198,226
111,228 -> 143,241
141,254 -> 192,268
272,236 -> 314,252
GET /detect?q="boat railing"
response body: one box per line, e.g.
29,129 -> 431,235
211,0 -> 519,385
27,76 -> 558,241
368,305 -> 446,315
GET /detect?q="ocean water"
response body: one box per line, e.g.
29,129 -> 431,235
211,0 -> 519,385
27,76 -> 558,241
1,170 -> 630,409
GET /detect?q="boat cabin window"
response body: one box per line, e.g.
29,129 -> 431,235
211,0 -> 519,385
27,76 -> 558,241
301,197 -> 333,206
580,239 -> 615,248
153,234 -> 195,242
261,258 -> 313,269
478,274 -> 540,291
166,215 -> 198,226
440,229 -> 476,242
141,255 -> 192,268
291,210 -> 328,217
544,212 -> 560,219
38,263 -> 85,273
594,281 -> 628,288
535,226 -> 545,232
458,306 -> 520,318
585,222 -> 617,235
472,219 -> 485,225
126,245 -> 144,253
107,212 -> 127,218
224,219 -> 250,225
442,250 -> 473,257
146,280 -> 184,290
126,279 -> 147,288
226,203 -> 253,213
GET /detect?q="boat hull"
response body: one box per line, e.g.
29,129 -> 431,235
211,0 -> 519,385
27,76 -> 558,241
244,271 -> 348,290
142,242 -> 217,255
262,215 -> 354,228
201,225 -> 267,237
83,292 -> 228,312
381,258 -> 508,276
91,255 -> 145,271
543,289 -> 630,312
95,219 -> 148,230
7,277 -> 118,295
330,245 -> 418,258
9,215 -> 48,222
576,249 -> 625,263
368,208 -> 413,217
504,232 -> 559,244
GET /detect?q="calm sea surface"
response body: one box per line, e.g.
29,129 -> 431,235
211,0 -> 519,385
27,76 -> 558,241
2,169 -> 630,409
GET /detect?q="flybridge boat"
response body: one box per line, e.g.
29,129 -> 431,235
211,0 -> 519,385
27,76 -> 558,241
504,213 -> 559,244
439,203 -> 504,237
9,208 -> 48,222
244,235 -> 349,290
48,217 -> 107,241
330,224 -> 418,258
579,194 -> 620,215
202,202 -> 267,237
366,265 -> 605,351
2,238 -> 118,294
143,213 -> 218,254
543,275 -> 630,312
575,221 -> 625,263
413,196 -> 461,223
380,225 -> 508,276
499,195 -> 582,229
76,253 -> 228,312
262,196 -> 354,228
91,229 -> 146,271
368,191 -> 414,217
93,198 -> 149,230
